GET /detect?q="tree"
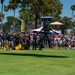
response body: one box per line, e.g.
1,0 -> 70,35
30,0 -> 63,28
61,16 -> 74,34
4,0 -> 33,32
71,5 -> 75,19
0,12 -> 4,22
19,9 -> 34,30
4,0 -> 63,30
0,0 -> 4,13
0,0 -> 4,30
3,16 -> 21,33
0,12 -> 4,30
4,0 -> 18,33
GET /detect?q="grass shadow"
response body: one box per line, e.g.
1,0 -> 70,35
0,52 -> 69,58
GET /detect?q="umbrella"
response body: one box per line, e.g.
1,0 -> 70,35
51,21 -> 63,25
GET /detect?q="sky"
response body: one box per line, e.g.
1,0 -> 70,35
60,0 -> 75,18
0,0 -> 75,23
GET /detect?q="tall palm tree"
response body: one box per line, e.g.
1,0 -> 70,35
6,0 -> 18,33
0,0 -> 4,13
0,0 -> 4,30
71,5 -> 75,19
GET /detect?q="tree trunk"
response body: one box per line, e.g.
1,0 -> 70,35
13,9 -> 16,33
35,16 -> 38,29
72,10 -> 73,19
1,2 -> 3,30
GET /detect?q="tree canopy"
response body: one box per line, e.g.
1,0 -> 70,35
0,0 -> 74,34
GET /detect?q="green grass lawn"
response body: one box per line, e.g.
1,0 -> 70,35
0,48 -> 75,75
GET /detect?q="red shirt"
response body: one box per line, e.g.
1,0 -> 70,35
50,36 -> 54,41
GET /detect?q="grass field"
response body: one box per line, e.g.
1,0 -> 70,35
0,48 -> 75,75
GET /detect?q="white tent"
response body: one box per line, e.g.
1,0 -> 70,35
31,27 -> 61,34
31,27 -> 43,32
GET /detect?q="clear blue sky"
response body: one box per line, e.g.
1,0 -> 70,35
0,0 -> 75,23
60,0 -> 75,18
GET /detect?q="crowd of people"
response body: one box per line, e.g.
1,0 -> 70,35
0,31 -> 75,50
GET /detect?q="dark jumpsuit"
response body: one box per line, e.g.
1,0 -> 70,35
38,25 -> 53,49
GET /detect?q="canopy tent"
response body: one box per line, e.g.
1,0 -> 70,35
31,27 -> 43,32
31,27 -> 61,35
